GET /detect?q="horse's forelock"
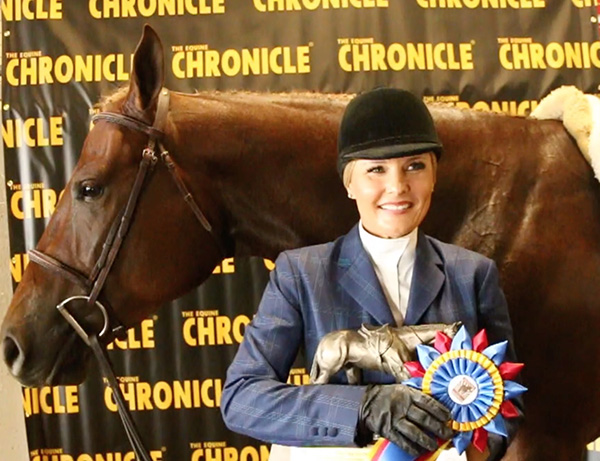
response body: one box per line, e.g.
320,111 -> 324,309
96,85 -> 130,112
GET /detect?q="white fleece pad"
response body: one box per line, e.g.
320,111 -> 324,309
531,85 -> 600,181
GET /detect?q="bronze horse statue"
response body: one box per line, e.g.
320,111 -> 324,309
310,322 -> 461,384
1,25 -> 600,460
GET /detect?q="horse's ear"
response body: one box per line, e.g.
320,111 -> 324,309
125,24 -> 164,119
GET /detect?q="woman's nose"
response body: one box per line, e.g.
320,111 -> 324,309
385,171 -> 408,193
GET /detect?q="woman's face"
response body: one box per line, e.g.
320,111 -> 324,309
346,153 -> 436,239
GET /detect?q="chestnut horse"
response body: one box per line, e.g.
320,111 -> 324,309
2,26 -> 600,461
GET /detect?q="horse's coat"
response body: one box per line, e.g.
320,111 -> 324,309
2,25 -> 600,460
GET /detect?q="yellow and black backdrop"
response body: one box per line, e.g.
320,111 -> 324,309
2,1 -> 600,460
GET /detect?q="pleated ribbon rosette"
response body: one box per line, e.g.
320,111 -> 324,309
369,326 -> 526,461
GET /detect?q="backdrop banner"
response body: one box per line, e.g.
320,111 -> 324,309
2,2 -> 600,460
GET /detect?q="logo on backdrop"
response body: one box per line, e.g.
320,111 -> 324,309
287,368 -> 310,385
23,386 -> 80,416
104,376 -> 222,411
182,310 -> 250,346
252,0 -> 389,12
337,37 -> 475,72
3,115 -> 64,148
571,0 -> 598,6
7,182 -> 64,220
498,37 -> 600,69
107,319 -> 156,350
211,257 -> 278,274
588,437 -> 600,452
213,258 -> 235,274
88,0 -> 225,18
415,0 -> 545,8
29,448 -> 164,461
170,43 -> 312,78
11,253 -> 29,283
4,51 -> 132,86
2,0 -> 62,21
189,441 -> 269,461
423,94 -> 540,116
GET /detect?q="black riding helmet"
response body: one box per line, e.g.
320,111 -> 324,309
337,87 -> 443,178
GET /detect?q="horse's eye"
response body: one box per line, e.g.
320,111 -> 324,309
77,181 -> 104,201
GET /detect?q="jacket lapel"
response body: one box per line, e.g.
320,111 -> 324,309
336,225 -> 396,326
404,230 -> 445,325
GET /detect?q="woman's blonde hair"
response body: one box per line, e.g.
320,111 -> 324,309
342,160 -> 356,188
342,152 -> 437,190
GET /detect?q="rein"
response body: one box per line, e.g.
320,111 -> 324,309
28,89 -> 220,460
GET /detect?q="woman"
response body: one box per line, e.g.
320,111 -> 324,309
221,88 -> 521,460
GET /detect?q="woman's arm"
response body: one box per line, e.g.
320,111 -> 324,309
220,251 -> 367,446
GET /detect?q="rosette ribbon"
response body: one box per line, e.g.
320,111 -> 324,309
370,326 -> 526,460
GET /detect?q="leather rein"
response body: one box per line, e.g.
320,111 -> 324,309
28,89 -> 220,461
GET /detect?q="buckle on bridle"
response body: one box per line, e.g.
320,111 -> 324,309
142,147 -> 158,164
56,295 -> 111,346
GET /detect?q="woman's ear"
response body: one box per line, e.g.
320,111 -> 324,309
346,181 -> 356,199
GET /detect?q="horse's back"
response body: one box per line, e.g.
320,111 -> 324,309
428,104 -> 600,456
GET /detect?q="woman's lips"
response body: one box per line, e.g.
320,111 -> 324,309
379,202 -> 412,211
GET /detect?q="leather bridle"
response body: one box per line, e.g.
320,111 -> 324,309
28,88 -> 221,461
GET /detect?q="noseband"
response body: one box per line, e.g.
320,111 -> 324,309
27,88 -> 221,461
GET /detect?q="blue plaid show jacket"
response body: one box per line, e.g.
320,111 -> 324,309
221,224 -> 520,451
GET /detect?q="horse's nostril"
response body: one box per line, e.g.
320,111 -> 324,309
3,334 -> 23,372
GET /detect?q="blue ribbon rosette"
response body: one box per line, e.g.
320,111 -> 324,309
370,326 -> 526,460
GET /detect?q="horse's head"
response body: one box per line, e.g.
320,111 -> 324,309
0,26 -> 226,386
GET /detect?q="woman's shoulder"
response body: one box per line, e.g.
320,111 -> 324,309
274,231 -> 351,273
275,240 -> 338,268
283,241 -> 336,259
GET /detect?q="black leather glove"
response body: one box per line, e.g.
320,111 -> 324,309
356,384 -> 453,456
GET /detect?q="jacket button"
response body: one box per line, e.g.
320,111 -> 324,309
328,427 -> 339,437
310,427 -> 319,436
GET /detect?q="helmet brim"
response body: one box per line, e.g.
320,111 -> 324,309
341,141 -> 442,161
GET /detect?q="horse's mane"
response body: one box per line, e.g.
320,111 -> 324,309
97,85 -> 528,129
98,85 -> 353,113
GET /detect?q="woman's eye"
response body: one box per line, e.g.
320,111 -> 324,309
367,165 -> 385,173
407,161 -> 426,171
77,182 -> 104,201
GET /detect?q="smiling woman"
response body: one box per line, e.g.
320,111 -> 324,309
220,88 -> 522,460
346,155 -> 436,239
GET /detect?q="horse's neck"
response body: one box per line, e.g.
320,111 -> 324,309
165,94 -> 557,261
423,106 -> 541,261
170,92 -> 357,259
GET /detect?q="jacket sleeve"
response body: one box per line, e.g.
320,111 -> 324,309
220,251 -> 367,447
476,260 -> 524,461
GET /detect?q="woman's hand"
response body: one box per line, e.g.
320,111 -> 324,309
356,384 -> 453,456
